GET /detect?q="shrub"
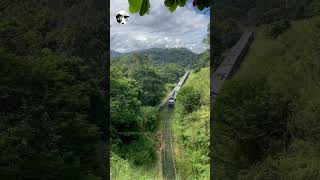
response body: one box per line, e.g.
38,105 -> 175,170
178,86 -> 201,114
140,106 -> 158,132
266,19 -> 291,38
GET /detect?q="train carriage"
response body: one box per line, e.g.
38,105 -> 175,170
168,71 -> 189,107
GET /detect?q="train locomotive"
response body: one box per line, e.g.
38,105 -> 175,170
168,91 -> 177,107
168,71 -> 189,107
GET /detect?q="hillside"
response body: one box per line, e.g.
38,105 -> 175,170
173,67 -> 210,179
213,17 -> 320,179
111,50 -> 123,57
212,0 -> 320,70
111,48 -> 199,66
0,1 -> 107,179
110,49 -> 191,179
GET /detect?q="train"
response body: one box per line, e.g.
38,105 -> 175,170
168,91 -> 177,107
211,31 -> 254,105
168,71 -> 189,107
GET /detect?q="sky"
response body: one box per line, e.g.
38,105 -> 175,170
110,0 -> 210,54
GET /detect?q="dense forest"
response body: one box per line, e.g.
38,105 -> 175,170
0,1 -> 107,179
111,48 -> 200,66
110,29 -> 210,178
110,49 -> 197,179
173,67 -> 210,179
213,0 -> 320,179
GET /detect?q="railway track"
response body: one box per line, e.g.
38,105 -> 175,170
211,31 -> 254,104
162,108 -> 176,180
161,71 -> 189,179
210,31 -> 254,179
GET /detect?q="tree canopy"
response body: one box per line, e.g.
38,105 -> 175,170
128,0 -> 211,16
0,1 -> 107,179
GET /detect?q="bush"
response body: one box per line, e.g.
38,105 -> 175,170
140,106 -> 158,132
266,19 -> 291,38
173,68 -> 210,179
213,17 -> 320,179
111,153 -> 158,180
119,136 -> 156,166
178,86 -> 202,114
194,68 -> 201,73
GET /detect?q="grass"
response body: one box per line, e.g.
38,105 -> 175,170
111,153 -> 160,180
111,85 -> 176,180
214,16 -> 320,179
172,67 -> 210,179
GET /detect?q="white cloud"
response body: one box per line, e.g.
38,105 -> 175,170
110,0 -> 209,54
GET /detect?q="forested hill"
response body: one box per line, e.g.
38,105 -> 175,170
111,50 -> 123,57
111,48 -> 199,66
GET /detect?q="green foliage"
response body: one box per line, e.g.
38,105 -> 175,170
0,1 -> 107,179
168,0 -> 178,12
0,50 -> 103,180
140,106 -> 159,132
133,65 -> 163,106
128,0 -> 210,15
128,0 -> 143,13
164,0 -> 188,12
119,136 -> 157,166
111,49 -> 192,177
213,17 -> 320,179
158,63 -> 185,83
178,86 -> 202,114
177,0 -> 187,7
164,0 -> 176,7
128,0 -> 150,16
110,77 -> 141,133
239,140 -> 320,180
110,76 -> 158,177
173,67 -> 210,179
112,54 -> 170,106
266,19 -> 291,38
111,153 -> 159,180
216,0 -> 320,25
212,16 -> 241,70
111,48 -> 199,67
111,53 -> 187,105
140,0 -> 151,16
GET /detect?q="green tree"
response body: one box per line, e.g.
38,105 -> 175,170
178,86 -> 202,114
0,1 -> 107,179
128,0 -> 210,16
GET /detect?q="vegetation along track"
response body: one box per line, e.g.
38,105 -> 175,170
161,71 -> 189,179
210,31 -> 254,178
162,107 -> 177,180
211,31 -> 254,105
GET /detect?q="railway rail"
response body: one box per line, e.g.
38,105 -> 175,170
210,31 -> 254,179
211,31 -> 254,104
162,108 -> 176,180
162,71 -> 189,179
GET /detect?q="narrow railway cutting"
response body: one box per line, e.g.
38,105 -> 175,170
162,71 -> 189,180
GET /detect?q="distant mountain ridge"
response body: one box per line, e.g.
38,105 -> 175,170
111,48 -> 200,66
110,50 -> 124,57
